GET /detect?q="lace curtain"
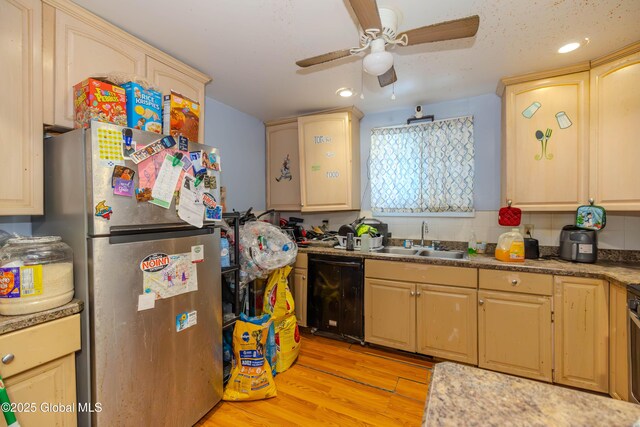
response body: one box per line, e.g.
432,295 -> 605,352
370,116 -> 474,213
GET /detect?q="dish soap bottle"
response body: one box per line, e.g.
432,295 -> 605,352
495,228 -> 525,263
468,231 -> 477,256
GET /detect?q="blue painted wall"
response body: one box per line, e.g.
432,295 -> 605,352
204,96 -> 266,212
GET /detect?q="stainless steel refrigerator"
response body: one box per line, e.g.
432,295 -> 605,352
33,123 -> 222,427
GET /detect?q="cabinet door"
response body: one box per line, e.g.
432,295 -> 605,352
146,56 -> 206,143
298,112 -> 356,212
291,268 -> 307,327
478,290 -> 552,382
4,354 -> 77,427
417,284 -> 477,364
504,72 -> 589,210
554,276 -> 609,392
52,9 -> 146,128
266,121 -> 301,210
610,283 -> 629,400
364,278 -> 415,351
590,51 -> 640,210
0,0 -> 43,215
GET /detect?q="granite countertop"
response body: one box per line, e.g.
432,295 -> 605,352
0,299 -> 84,335
423,362 -> 640,426
298,246 -> 640,287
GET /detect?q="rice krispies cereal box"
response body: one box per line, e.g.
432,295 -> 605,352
163,91 -> 200,143
122,82 -> 163,133
74,78 -> 127,128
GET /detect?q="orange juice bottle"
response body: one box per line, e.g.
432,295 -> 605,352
495,229 -> 525,262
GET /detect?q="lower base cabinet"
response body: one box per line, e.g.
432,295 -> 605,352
290,254 -> 308,327
417,284 -> 477,364
365,278 -> 416,352
478,290 -> 553,382
610,282 -> 629,400
554,276 -> 609,393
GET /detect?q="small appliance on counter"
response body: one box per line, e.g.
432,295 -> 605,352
559,225 -> 597,263
524,232 -> 540,260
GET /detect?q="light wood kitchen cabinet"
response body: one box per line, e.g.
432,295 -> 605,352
589,49 -> 640,210
365,278 -> 416,352
48,6 -> 146,128
266,120 -> 302,210
290,253 -> 308,327
298,110 -> 362,212
503,72 -> 589,211
610,282 -> 629,401
146,56 -> 209,143
417,284 -> 477,364
0,315 -> 81,427
478,290 -> 553,382
553,276 -> 609,392
0,0 -> 43,215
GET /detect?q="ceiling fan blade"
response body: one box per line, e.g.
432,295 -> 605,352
296,49 -> 354,68
378,66 -> 397,87
349,0 -> 382,31
402,15 -> 480,46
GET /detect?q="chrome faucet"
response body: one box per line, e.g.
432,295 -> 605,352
421,221 -> 428,247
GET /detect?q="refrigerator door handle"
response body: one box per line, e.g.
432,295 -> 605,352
109,227 -> 216,245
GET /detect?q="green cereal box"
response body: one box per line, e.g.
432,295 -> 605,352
122,82 -> 163,133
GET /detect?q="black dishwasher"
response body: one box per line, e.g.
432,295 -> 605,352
307,254 -> 364,342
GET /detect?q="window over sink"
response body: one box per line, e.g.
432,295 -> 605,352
369,116 -> 475,214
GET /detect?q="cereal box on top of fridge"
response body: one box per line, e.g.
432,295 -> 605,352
122,82 -> 163,133
163,91 -> 200,143
73,78 -> 127,128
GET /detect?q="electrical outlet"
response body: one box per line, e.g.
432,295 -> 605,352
524,224 -> 534,235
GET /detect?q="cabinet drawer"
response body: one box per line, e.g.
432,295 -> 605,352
479,269 -> 552,296
294,253 -> 308,269
366,260 -> 477,288
0,315 -> 80,379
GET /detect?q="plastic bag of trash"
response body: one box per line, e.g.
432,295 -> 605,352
239,221 -> 297,285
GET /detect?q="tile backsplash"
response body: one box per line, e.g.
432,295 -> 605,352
280,210 -> 640,251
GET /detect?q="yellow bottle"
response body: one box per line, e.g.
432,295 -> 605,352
495,228 -> 525,263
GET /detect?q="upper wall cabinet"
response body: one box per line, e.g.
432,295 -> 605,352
503,72 -> 589,211
42,0 -> 210,135
266,120 -> 301,210
146,57 -> 208,143
590,51 -> 640,210
0,0 -> 43,215
298,111 -> 362,212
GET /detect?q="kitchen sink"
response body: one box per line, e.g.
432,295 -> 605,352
416,249 -> 466,259
378,247 -> 420,255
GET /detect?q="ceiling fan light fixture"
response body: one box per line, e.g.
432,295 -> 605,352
336,87 -> 355,98
363,50 -> 394,76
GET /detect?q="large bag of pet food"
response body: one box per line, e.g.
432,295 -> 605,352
263,266 -> 294,320
274,313 -> 301,373
240,312 -> 277,377
222,319 -> 277,401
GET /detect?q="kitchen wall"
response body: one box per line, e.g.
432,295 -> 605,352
283,93 -> 640,251
204,96 -> 266,212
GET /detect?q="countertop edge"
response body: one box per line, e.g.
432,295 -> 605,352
298,247 -> 640,286
0,299 -> 84,335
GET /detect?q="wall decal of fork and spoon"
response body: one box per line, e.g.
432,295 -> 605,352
534,128 -> 553,160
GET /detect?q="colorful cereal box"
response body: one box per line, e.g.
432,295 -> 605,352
122,82 -> 163,133
73,78 -> 127,128
163,91 -> 200,143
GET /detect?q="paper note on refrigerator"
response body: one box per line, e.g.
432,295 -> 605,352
177,174 -> 205,228
150,155 -> 183,209
143,253 -> 198,299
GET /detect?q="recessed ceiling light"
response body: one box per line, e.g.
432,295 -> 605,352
558,42 -> 581,54
336,87 -> 354,98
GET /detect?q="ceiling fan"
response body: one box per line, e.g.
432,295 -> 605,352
295,0 -> 480,87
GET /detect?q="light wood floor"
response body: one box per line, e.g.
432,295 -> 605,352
198,333 -> 433,426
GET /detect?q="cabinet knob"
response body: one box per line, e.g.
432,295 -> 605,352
511,279 -> 519,286
416,291 -> 421,297
302,276 -> 306,280
479,299 -> 484,305
2,354 -> 14,364
410,291 -> 416,296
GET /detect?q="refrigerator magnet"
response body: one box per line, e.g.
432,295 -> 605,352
191,245 -> 204,263
94,200 -> 113,220
178,136 -> 189,152
176,310 -> 197,332
113,178 -> 135,197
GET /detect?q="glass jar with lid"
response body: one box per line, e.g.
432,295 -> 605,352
0,236 -> 74,315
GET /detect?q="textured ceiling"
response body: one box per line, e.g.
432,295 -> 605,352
73,0 -> 640,121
